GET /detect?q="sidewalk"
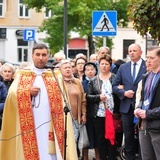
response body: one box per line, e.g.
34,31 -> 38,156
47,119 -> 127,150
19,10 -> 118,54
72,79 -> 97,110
79,149 -> 122,160
78,149 -> 95,160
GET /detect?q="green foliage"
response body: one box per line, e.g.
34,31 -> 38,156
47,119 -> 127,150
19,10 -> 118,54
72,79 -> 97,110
113,0 -> 130,27
24,0 -> 130,53
23,0 -> 45,12
128,0 -> 160,43
94,37 -> 113,52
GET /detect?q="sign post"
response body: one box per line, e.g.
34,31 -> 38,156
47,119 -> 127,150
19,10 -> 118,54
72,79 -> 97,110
92,10 -> 117,46
23,29 -> 35,41
23,29 -> 35,62
92,10 -> 117,36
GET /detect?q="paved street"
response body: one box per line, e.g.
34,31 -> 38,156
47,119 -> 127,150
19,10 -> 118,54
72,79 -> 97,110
81,149 -> 122,160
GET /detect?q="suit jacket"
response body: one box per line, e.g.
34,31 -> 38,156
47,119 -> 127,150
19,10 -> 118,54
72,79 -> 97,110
140,73 -> 160,131
113,59 -> 146,113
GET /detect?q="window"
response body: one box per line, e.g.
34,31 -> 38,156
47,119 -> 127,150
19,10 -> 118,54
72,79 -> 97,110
17,39 -> 28,62
0,28 -> 6,39
123,40 -> 135,59
68,49 -> 87,59
19,0 -> 29,18
0,0 -> 5,17
44,7 -> 53,18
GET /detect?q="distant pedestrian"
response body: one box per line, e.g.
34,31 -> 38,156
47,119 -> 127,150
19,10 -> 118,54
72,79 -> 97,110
53,52 -> 66,62
89,54 -> 97,63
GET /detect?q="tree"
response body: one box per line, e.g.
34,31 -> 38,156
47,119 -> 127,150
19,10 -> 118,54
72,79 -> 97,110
24,0 -> 129,55
128,0 -> 160,43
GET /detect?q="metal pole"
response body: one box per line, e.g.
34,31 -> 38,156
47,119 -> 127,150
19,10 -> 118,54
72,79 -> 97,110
145,34 -> 147,55
103,36 -> 107,46
63,2 -> 68,158
64,0 -> 68,57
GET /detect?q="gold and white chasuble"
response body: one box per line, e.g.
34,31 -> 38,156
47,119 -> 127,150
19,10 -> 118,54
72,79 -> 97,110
0,68 -> 78,160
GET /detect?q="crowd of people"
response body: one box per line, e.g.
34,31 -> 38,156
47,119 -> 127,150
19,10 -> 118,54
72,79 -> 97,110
0,43 -> 160,160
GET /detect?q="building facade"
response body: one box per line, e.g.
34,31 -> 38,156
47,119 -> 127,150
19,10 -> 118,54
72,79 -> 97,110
0,0 -> 155,64
0,0 -> 49,64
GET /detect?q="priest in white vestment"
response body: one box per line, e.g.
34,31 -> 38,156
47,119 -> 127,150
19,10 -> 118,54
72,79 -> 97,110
0,43 -> 78,160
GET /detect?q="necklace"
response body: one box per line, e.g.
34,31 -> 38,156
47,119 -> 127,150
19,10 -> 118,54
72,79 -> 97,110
32,89 -> 41,108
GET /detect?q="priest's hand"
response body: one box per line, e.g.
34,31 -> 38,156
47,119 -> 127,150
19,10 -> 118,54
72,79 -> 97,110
30,86 -> 40,97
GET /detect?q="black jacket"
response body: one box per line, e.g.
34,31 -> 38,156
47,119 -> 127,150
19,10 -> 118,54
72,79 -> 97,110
86,74 -> 120,117
140,73 -> 160,131
2,79 -> 13,91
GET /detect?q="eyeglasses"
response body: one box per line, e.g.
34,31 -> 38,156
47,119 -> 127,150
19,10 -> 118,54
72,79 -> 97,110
77,62 -> 85,65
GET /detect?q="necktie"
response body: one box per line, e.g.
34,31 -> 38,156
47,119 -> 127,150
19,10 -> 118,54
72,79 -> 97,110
147,73 -> 155,97
132,62 -> 137,82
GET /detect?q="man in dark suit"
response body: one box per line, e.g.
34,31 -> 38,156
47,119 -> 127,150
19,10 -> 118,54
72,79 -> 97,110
113,43 -> 146,160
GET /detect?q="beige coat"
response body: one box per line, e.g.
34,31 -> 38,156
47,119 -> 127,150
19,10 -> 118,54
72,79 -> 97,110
55,71 -> 86,124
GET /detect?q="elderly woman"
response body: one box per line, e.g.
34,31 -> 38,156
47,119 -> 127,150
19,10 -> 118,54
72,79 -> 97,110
0,63 -> 14,130
0,63 -> 15,91
86,55 -> 118,160
57,59 -> 86,156
82,62 -> 100,160
53,52 -> 66,62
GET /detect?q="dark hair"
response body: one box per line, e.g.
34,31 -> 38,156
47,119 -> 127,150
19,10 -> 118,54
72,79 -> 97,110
0,60 -> 4,65
70,59 -> 76,66
32,43 -> 49,54
75,57 -> 87,65
83,62 -> 98,75
114,59 -> 126,69
99,54 -> 112,66
52,61 -> 59,66
147,46 -> 160,56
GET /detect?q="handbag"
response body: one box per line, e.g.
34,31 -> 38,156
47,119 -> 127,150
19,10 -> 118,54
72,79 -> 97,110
105,109 -> 115,145
78,124 -> 90,149
112,113 -> 123,132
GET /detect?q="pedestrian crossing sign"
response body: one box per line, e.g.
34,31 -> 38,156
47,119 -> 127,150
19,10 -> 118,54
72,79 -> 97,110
92,10 -> 117,36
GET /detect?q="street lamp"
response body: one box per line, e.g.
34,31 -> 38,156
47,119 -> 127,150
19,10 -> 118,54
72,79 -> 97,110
63,3 -> 68,160
63,0 -> 68,58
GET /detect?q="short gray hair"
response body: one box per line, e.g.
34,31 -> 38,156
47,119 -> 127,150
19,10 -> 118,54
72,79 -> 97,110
58,59 -> 71,69
98,46 -> 110,54
0,62 -> 15,75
